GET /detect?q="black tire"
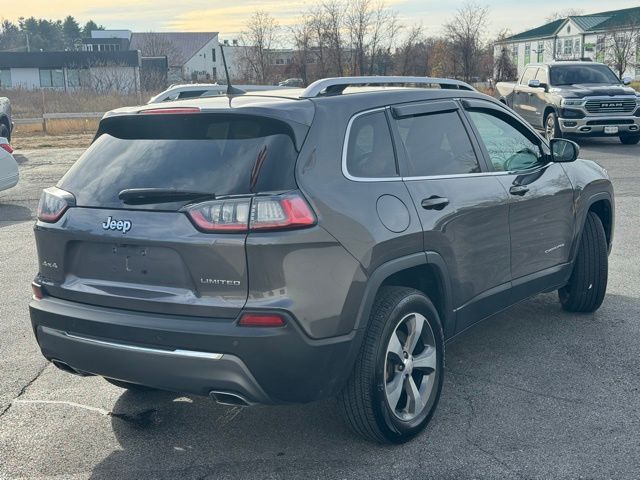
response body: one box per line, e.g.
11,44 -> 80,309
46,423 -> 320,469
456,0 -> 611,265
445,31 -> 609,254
545,112 -> 562,141
338,287 -> 445,443
104,378 -> 156,392
558,212 -> 608,312
619,134 -> 640,145
0,123 -> 9,142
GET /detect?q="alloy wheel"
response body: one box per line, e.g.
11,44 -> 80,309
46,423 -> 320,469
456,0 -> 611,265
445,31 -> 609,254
546,116 -> 556,141
384,312 -> 437,421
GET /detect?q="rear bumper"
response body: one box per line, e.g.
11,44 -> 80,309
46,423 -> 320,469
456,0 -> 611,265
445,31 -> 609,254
30,296 -> 357,404
559,115 -> 640,136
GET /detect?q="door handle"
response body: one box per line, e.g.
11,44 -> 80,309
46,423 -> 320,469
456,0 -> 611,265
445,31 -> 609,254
509,185 -> 529,196
421,196 -> 449,210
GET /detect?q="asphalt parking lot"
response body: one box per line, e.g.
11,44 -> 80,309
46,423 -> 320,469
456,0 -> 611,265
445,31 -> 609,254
0,138 -> 639,479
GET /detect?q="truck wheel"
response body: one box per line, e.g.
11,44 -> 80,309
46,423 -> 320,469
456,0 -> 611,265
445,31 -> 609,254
558,212 -> 608,313
545,112 -> 562,141
619,134 -> 640,145
338,287 -> 444,443
104,377 -> 156,392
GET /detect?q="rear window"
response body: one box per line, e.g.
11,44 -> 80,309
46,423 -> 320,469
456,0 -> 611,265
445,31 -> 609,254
59,113 -> 301,209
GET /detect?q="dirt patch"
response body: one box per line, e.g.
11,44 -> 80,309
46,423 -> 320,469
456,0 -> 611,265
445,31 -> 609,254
12,134 -> 93,150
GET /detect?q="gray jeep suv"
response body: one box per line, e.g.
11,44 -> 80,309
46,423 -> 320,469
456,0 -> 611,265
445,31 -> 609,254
29,76 -> 614,443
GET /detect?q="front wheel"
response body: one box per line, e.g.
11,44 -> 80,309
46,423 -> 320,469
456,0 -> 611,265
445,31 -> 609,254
558,212 -> 608,312
619,134 -> 640,145
545,112 -> 562,141
338,287 -> 444,443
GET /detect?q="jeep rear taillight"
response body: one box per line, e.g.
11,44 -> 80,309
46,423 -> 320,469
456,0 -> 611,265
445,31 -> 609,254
37,187 -> 75,223
0,142 -> 13,154
186,192 -> 316,233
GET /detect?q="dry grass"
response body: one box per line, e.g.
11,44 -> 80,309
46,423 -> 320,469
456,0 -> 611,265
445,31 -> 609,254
0,87 -> 151,118
13,133 -> 94,150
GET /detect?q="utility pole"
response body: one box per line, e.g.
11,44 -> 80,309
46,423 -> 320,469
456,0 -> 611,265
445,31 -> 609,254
25,32 -> 30,52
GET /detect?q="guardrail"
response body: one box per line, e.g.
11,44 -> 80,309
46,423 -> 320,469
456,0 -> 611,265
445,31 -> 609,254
13,112 -> 105,133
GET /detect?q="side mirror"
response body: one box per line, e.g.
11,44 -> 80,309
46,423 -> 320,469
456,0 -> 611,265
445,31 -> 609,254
550,138 -> 579,163
622,76 -> 633,85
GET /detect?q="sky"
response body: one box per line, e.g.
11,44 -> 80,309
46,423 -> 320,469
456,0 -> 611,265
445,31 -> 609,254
2,0 -> 638,40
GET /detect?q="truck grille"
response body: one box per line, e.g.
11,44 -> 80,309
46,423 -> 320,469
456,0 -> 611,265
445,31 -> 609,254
585,99 -> 636,114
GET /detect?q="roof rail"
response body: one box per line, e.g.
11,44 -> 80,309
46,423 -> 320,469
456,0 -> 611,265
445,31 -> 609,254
300,76 -> 475,98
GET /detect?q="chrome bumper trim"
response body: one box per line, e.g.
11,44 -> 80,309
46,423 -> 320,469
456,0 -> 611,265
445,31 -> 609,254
63,331 -> 224,360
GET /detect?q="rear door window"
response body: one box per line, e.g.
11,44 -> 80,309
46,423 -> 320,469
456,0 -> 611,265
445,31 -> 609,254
346,110 -> 398,178
59,113 -> 302,209
395,111 -> 480,177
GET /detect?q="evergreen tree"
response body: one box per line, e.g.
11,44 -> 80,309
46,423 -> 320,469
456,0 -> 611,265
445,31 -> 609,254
62,16 -> 82,49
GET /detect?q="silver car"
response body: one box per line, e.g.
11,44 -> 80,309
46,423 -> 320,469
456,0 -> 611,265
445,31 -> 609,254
0,137 -> 18,192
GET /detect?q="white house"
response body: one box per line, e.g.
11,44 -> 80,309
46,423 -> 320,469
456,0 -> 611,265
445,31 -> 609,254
495,6 -> 640,79
129,32 -> 220,83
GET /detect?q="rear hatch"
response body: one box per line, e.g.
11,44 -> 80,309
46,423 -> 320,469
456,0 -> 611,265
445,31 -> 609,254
35,110 -> 305,318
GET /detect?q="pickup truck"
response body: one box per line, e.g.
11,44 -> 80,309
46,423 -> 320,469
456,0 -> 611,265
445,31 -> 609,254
0,96 -> 12,142
496,61 -> 640,144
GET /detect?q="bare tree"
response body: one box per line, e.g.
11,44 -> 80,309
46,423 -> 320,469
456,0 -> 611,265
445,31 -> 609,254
394,24 -> 428,76
444,1 -> 489,81
346,0 -> 374,75
240,11 -> 280,84
323,1 -> 346,76
138,32 -> 179,61
89,61 -> 138,94
545,9 -> 584,23
367,3 -> 400,75
604,19 -> 640,78
290,15 -> 313,84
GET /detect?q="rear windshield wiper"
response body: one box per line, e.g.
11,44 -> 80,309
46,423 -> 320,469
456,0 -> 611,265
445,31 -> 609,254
118,188 -> 216,205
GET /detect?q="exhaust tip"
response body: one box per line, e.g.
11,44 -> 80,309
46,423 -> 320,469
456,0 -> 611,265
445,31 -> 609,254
51,359 -> 93,377
209,390 -> 253,407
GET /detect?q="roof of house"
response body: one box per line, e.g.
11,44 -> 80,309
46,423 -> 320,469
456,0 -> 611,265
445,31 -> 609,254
0,51 -> 141,69
500,6 -> 640,43
129,32 -> 217,67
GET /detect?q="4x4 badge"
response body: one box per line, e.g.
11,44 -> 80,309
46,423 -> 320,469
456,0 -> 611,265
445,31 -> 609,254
102,216 -> 132,234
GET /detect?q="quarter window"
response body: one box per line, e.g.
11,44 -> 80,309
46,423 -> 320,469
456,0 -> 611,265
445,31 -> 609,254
346,111 -> 397,178
396,111 -> 480,177
467,110 -> 543,172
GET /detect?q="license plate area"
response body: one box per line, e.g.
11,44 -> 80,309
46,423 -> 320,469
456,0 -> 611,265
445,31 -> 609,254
66,241 -> 192,288
604,126 -> 619,134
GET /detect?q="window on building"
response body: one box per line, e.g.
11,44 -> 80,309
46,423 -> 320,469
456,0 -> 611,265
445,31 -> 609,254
396,111 -> 480,177
212,49 -> 216,62
512,44 -> 518,64
39,69 -> 64,88
0,69 -> 11,88
574,38 -> 581,56
537,41 -> 544,62
275,58 -> 285,65
524,43 -> 531,64
346,111 -> 398,178
596,35 -> 605,62
563,39 -> 573,56
66,68 -> 90,88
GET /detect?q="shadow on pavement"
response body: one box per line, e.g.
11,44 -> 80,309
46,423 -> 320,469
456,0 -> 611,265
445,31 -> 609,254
86,293 -> 640,479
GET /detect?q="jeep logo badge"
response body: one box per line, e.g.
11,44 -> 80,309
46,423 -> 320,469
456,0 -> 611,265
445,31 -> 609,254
102,216 -> 132,234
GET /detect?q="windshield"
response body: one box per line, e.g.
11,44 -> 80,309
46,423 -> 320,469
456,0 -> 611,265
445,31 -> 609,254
59,113 -> 301,210
549,64 -> 620,86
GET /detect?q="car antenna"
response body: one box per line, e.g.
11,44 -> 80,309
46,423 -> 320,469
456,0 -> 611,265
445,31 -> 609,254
220,44 -> 246,96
